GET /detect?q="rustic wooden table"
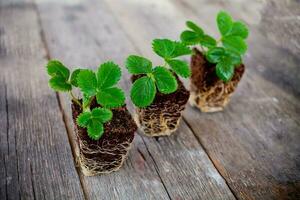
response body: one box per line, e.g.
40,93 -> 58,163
1,0 -> 299,199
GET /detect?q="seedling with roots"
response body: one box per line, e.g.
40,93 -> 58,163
46,60 -> 125,140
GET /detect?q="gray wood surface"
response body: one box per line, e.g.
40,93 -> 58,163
0,2 -> 85,200
1,0 -> 299,199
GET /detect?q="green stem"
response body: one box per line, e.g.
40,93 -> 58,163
83,96 -> 95,111
69,91 -> 82,107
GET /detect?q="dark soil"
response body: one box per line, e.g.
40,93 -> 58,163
191,48 -> 245,92
72,99 -> 137,175
132,74 -> 190,136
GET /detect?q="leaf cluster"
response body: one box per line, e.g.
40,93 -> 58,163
77,108 -> 112,140
126,39 -> 191,108
47,60 -> 81,91
180,11 -> 249,82
46,60 -> 125,140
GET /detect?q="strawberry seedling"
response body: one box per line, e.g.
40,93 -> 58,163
179,11 -> 248,112
126,39 -> 191,136
46,60 -> 136,175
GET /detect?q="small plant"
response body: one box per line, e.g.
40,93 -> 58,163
47,60 -> 125,140
180,11 -> 249,82
126,39 -> 191,107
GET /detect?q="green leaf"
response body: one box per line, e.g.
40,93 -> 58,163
206,47 -> 225,63
91,107 -> 113,123
217,11 -> 233,36
46,60 -> 70,80
131,76 -> 156,107
152,39 -> 191,59
180,30 -> 201,45
49,76 -> 72,92
126,55 -> 152,74
222,35 -> 247,55
77,112 -> 92,128
70,69 -> 81,87
216,58 -> 235,82
87,120 -> 104,140
225,49 -> 242,65
96,87 -> 125,108
77,70 -> 97,96
152,67 -> 177,94
152,39 -> 175,59
199,35 -> 217,48
172,41 -> 192,57
97,61 -> 121,89
186,21 -> 204,35
230,21 -> 249,39
167,59 -> 191,78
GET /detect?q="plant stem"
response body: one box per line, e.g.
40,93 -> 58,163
83,96 -> 95,111
69,91 -> 82,107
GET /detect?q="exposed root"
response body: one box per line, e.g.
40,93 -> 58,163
72,103 -> 137,176
190,48 -> 245,112
135,100 -> 186,137
76,136 -> 132,176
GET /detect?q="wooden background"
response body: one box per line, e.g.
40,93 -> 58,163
0,0 -> 299,199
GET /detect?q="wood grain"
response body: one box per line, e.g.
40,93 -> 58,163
35,0 -> 236,199
0,3 -> 85,200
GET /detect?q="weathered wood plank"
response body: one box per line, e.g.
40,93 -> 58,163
36,0 -> 236,199
0,3 -> 85,200
104,0 -> 300,199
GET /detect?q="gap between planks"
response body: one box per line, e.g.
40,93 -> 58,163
33,1 -> 88,199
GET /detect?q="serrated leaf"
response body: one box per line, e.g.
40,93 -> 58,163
131,76 -> 156,107
167,59 -> 191,78
199,34 -> 217,48
186,21 -> 204,35
91,107 -> 113,123
216,58 -> 235,82
230,21 -> 249,39
152,67 -> 177,94
49,76 -> 72,92
152,39 -> 191,59
222,35 -> 247,55
70,69 -> 81,87
87,120 -> 104,140
180,30 -> 201,45
77,70 -> 97,96
152,39 -> 175,59
172,41 -> 192,57
126,55 -> 152,74
97,61 -> 121,89
206,47 -> 225,63
96,87 -> 125,108
217,11 -> 233,36
77,112 -> 92,128
47,60 -> 70,80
